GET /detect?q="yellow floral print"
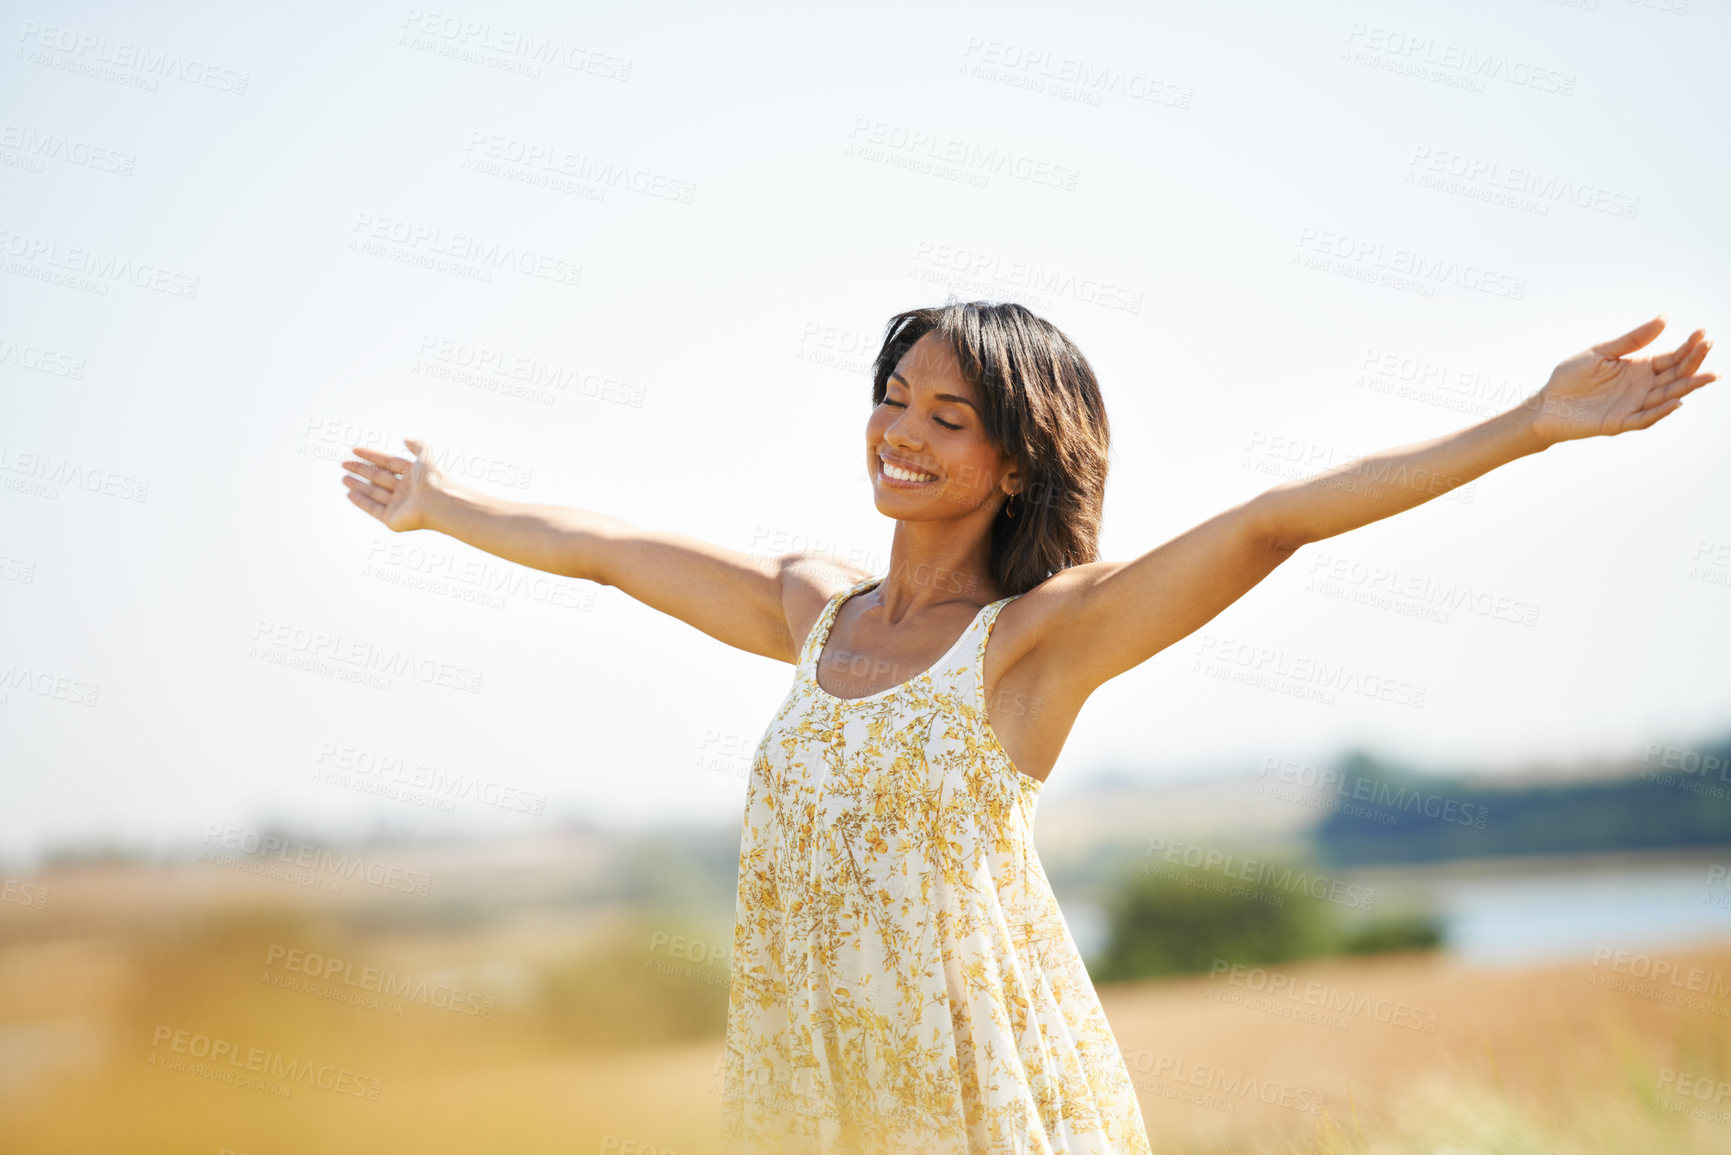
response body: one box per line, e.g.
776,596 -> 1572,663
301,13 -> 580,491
721,576 -> 1153,1154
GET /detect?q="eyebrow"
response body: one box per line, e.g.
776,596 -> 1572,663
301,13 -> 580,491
888,370 -> 977,411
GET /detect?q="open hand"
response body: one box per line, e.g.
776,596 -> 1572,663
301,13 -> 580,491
341,438 -> 448,532
1529,316 -> 1716,445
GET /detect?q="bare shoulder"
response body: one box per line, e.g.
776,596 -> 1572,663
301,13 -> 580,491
777,554 -> 877,660
990,557 -> 1121,696
987,561 -> 1119,669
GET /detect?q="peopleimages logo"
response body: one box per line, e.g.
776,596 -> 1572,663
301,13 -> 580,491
149,1025 -> 382,1100
1142,837 -> 1376,910
201,826 -> 433,896
15,21 -> 252,94
264,945 -> 496,1018
1259,757 -> 1489,829
1207,959 -> 1441,1034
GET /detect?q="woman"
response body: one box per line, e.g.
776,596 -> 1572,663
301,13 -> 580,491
341,301 -> 1714,1153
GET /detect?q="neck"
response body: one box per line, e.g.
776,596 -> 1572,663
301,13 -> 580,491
872,518 -> 1004,615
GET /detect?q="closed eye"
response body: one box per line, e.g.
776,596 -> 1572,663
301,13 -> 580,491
882,398 -> 961,431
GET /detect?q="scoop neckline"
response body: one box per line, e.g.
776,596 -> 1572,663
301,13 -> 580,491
809,577 -> 1007,706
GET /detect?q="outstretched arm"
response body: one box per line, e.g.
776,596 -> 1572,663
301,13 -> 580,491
1261,315 -> 1714,550
1009,317 -> 1716,701
340,438 -> 869,663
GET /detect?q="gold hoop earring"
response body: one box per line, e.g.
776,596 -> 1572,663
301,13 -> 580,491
1005,492 -> 1017,519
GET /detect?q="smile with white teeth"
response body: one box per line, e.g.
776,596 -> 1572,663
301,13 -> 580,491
881,457 -> 939,483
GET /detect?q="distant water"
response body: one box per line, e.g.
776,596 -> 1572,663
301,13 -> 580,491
1401,860 -> 1731,969
1062,856 -> 1731,970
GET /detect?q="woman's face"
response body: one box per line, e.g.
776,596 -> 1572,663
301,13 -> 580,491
866,332 -> 1018,521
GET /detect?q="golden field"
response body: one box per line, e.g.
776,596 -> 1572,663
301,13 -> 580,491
3,854 -> 1729,1155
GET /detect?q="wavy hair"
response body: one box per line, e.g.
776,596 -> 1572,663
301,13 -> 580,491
870,300 -> 1111,597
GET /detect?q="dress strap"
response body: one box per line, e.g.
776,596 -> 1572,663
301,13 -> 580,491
798,575 -> 882,670
969,595 -> 1021,706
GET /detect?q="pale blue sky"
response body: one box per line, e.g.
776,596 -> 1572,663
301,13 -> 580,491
3,0 -> 1727,864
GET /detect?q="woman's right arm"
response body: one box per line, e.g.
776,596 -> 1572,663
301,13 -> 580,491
342,439 -> 862,664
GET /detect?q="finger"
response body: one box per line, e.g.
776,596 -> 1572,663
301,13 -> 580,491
1656,337 -> 1713,387
1590,314 -> 1667,360
1647,335 -> 1703,386
346,485 -> 388,520
1684,335 -> 1712,373
1625,397 -> 1682,431
1632,374 -> 1709,415
1676,370 -> 1718,398
1645,379 -> 1687,409
342,458 -> 399,490
352,446 -> 411,473
1654,330 -> 1708,376
341,474 -> 394,504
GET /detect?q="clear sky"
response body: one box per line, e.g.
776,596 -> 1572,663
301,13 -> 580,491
3,0 -> 1727,865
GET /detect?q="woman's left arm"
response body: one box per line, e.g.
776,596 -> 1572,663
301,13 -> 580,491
1261,315 -> 1715,550
1010,317 -> 1714,705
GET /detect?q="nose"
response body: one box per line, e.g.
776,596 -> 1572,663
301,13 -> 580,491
882,409 -> 922,451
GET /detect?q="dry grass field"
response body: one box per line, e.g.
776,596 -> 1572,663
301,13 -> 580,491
3,857 -> 1728,1154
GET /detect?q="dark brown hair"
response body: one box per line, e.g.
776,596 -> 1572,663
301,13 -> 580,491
870,299 -> 1111,597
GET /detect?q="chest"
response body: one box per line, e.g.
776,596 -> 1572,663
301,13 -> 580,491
749,686 -> 1025,831
814,607 -> 983,701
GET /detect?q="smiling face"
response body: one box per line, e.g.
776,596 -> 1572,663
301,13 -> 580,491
867,331 -> 1019,520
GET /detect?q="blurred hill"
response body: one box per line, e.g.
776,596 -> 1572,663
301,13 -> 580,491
18,725 -> 1731,931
